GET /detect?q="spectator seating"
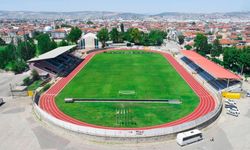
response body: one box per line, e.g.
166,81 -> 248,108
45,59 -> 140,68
181,56 -> 240,91
34,53 -> 82,77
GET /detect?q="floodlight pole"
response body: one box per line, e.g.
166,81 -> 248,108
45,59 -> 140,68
227,79 -> 230,88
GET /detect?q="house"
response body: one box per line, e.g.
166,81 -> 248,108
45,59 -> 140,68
78,33 -> 100,50
51,28 -> 68,39
219,39 -> 237,47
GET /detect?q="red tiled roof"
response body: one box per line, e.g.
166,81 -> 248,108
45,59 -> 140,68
181,50 -> 241,80
219,39 -> 237,45
53,29 -> 66,33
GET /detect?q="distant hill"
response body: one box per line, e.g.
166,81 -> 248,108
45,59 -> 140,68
0,11 -> 146,20
153,11 -> 250,17
0,10 -> 249,20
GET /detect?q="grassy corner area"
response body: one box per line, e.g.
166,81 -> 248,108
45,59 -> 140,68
56,50 -> 199,128
27,79 -> 43,91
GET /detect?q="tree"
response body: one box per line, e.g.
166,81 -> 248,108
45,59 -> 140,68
109,28 -> 120,43
122,30 -> 133,42
31,69 -> 40,81
59,39 -> 69,46
67,27 -> 82,43
17,41 -> 36,61
0,44 -> 17,69
238,47 -> 250,75
97,28 -> 109,48
126,28 -> 142,45
148,30 -> 166,46
237,36 -> 243,40
11,60 -> 28,74
5,44 -> 17,60
0,51 -> 5,68
184,45 -> 192,50
132,28 -> 142,44
87,20 -> 94,25
36,33 -> 52,54
61,24 -> 72,28
33,31 -> 42,39
50,40 -> 58,50
211,38 -> 222,57
216,35 -> 223,39
223,47 -> 239,71
122,28 -> 167,46
140,33 -> 150,46
178,35 -> 185,45
55,25 -> 60,29
194,33 -> 209,55
120,23 -> 125,33
0,37 -> 6,46
36,33 -> 58,55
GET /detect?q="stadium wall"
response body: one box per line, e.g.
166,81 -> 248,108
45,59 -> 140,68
33,97 -> 222,138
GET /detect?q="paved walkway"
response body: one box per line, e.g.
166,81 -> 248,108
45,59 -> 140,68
0,71 -> 30,97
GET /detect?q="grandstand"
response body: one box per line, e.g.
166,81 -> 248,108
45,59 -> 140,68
181,50 -> 242,91
28,45 -> 82,77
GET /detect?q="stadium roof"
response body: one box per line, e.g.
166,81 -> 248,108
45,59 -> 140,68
28,45 -> 76,62
181,50 -> 242,80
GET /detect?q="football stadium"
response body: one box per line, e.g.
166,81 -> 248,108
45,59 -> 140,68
55,50 -> 200,128
34,47 -> 243,138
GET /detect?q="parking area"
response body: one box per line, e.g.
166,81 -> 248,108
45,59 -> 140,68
0,81 -> 249,150
0,71 -> 30,97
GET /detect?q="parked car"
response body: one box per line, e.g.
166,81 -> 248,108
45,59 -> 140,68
225,104 -> 237,109
0,98 -> 4,105
247,91 -> 250,97
226,110 -> 239,117
225,99 -> 236,105
227,107 -> 240,114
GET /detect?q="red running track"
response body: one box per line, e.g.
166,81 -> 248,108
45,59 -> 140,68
39,50 -> 216,130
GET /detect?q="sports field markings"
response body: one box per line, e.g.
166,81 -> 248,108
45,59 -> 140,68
116,107 -> 136,127
119,90 -> 136,95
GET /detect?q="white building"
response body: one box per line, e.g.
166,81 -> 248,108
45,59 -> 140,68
78,33 -> 100,50
51,29 -> 67,39
51,28 -> 70,39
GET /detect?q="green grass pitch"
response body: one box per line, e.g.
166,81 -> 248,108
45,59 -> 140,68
56,50 -> 199,128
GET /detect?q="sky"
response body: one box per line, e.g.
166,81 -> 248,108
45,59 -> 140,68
0,0 -> 249,14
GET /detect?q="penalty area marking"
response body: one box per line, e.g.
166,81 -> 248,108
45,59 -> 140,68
119,90 -> 136,95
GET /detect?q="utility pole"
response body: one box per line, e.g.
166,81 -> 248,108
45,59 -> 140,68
9,84 -> 13,98
240,64 -> 244,76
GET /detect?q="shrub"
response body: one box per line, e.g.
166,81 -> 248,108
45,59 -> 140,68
23,77 -> 31,86
41,84 -> 51,93
127,43 -> 132,47
184,45 -> 192,50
